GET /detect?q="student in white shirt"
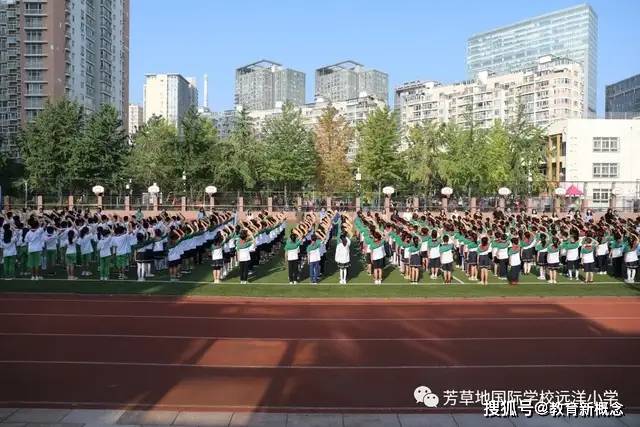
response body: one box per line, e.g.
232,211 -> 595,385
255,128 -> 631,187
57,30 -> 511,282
24,220 -> 45,280
1,225 -> 18,279
335,234 -> 351,285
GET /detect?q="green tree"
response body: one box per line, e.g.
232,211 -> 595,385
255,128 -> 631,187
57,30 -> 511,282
355,107 -> 402,201
126,116 -> 180,192
262,102 -> 316,197
19,99 -> 84,193
314,106 -> 353,193
68,104 -> 129,191
214,108 -> 263,191
179,107 -> 219,193
403,121 -> 445,195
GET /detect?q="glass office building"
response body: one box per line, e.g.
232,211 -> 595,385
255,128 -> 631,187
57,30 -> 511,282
467,4 -> 597,116
605,74 -> 640,119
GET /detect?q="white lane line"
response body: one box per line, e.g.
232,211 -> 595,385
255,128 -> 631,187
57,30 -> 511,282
1,332 -> 639,341
1,312 -> 639,321
0,360 -> 639,369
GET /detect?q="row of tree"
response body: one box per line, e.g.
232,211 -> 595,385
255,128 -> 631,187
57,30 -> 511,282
10,98 -> 548,199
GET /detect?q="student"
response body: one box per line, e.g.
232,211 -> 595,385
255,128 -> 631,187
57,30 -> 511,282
546,238 -> 561,284
24,219 -> 45,280
134,232 -> 148,282
595,235 -> 609,275
408,236 -> 422,284
507,237 -> 521,285
284,232 -> 302,285
580,237 -> 595,284
306,234 -> 322,285
210,234 -> 224,284
466,233 -> 478,281
562,236 -> 580,281
152,228 -> 166,273
520,232 -> 535,276
477,236 -> 491,285
370,232 -> 386,285
43,226 -> 59,275
439,235 -> 454,285
610,232 -> 624,279
427,230 -> 440,280
112,226 -> 132,280
335,234 -> 351,285
96,228 -> 113,281
535,234 -> 548,281
493,233 -> 509,280
167,231 -> 182,282
64,229 -> 78,280
1,224 -> 18,280
623,236 -> 639,284
236,230 -> 253,285
77,226 -> 95,277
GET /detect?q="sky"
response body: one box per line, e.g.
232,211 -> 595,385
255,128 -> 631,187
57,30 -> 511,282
129,0 -> 640,114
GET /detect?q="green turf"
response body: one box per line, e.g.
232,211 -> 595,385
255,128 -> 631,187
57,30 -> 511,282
1,241 -> 639,298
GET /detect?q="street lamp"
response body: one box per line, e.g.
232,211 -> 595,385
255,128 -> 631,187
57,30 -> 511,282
441,186 -> 453,212
92,185 -> 104,209
205,185 -> 217,211
355,168 -> 362,210
498,187 -> 511,210
148,183 -> 160,211
382,186 -> 395,215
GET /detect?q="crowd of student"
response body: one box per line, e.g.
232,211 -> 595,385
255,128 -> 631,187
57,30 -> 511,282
0,208 -> 287,283
2,207 -> 639,286
351,209 -> 640,285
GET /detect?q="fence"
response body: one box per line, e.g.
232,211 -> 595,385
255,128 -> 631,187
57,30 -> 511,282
3,191 -> 639,215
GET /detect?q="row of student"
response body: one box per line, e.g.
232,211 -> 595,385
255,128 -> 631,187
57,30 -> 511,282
0,209 -> 234,281
208,213 -> 287,284
281,211 -> 348,284
350,210 -> 639,285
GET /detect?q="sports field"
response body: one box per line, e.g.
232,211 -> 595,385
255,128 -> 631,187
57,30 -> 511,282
1,242 -> 638,298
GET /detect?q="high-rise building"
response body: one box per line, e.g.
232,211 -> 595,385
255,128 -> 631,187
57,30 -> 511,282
128,104 -> 143,136
143,73 -> 198,128
315,61 -> 388,103
467,4 -> 597,116
395,56 -> 584,141
235,60 -> 305,111
0,0 -> 130,157
605,74 -> 640,119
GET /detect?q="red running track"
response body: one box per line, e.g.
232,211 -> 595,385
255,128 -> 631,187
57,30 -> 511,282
0,294 -> 639,412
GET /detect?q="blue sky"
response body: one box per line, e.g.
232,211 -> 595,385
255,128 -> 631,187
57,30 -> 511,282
129,0 -> 640,114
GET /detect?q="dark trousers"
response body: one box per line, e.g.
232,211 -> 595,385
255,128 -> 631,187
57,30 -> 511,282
498,259 -> 508,278
596,255 -> 608,273
239,260 -> 250,281
508,264 -> 521,282
612,257 -> 623,278
288,260 -> 299,282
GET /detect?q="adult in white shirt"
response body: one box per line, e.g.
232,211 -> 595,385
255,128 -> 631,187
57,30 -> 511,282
335,235 -> 351,284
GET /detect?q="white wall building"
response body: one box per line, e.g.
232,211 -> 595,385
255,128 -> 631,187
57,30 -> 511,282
143,73 -> 197,128
248,94 -> 386,161
548,118 -> 640,210
128,104 -> 143,136
395,56 -> 584,141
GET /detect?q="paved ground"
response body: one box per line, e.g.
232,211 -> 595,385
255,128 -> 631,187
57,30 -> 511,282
1,408 -> 639,427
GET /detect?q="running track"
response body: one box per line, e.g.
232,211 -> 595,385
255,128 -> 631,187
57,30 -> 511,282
0,293 -> 639,413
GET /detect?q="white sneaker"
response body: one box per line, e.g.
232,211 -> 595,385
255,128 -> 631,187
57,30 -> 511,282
289,281 -> 293,285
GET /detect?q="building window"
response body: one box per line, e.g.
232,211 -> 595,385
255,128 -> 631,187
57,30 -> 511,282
592,189 -> 611,204
593,137 -> 619,152
592,163 -> 619,178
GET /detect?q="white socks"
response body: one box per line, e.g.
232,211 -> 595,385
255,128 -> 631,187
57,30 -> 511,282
136,263 -> 145,280
339,268 -> 347,283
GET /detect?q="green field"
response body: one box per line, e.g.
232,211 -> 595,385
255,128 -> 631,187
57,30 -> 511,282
1,241 -> 639,298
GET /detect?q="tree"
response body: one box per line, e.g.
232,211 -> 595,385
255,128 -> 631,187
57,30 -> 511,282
19,99 -> 84,193
68,104 -> 129,191
262,102 -> 316,197
313,106 -> 353,193
403,121 -> 445,195
355,107 -> 402,201
126,116 -> 180,192
214,108 -> 263,191
179,107 -> 219,193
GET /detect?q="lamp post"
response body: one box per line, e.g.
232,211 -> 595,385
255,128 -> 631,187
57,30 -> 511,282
125,180 -> 131,212
441,186 -> 453,212
498,187 -> 511,210
148,183 -> 160,212
355,168 -> 362,211
92,185 -> 104,209
205,185 -> 217,211
554,187 -> 566,214
382,186 -> 395,216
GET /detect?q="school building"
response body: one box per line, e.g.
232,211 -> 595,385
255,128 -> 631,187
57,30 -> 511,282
546,118 -> 640,211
